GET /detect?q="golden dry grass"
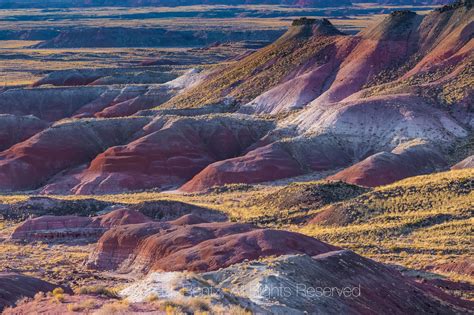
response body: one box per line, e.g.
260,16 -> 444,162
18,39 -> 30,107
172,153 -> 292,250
0,169 -> 471,287
78,169 -> 474,280
298,169 -> 474,281
0,241 -> 91,284
0,40 -> 41,48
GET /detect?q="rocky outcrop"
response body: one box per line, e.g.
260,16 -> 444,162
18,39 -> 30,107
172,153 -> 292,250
0,273 -> 71,312
402,0 -> 473,78
120,252 -> 473,314
308,10 -> 422,106
167,18 -> 349,110
171,8 -> 450,111
87,216 -> 339,273
247,2 -> 472,114
10,209 -> 152,241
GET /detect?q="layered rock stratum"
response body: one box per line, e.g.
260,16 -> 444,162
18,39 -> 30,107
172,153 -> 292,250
86,215 -> 339,273
10,209 -> 152,241
0,2 -> 472,194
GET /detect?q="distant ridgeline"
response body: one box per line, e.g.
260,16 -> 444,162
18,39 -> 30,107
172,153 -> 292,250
0,0 -> 353,9
0,0 -> 455,8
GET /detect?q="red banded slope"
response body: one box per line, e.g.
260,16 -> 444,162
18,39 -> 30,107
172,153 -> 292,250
0,69 -> 202,123
43,115 -> 272,194
165,18 -> 349,110
0,118 -> 150,192
10,209 -> 152,241
1,3 -> 472,195
182,94 -> 467,192
87,215 -> 339,273
327,142 -> 447,187
177,2 -> 473,191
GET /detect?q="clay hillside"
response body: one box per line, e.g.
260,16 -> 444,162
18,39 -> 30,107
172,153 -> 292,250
0,1 -> 473,314
0,1 -> 471,194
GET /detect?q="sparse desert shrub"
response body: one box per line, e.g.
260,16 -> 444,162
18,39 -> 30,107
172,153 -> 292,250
67,299 -> 97,312
210,305 -> 252,315
165,305 -> 183,315
226,305 -> 253,315
160,301 -> 185,315
159,297 -> 211,313
178,287 -> 189,296
93,300 -> 129,315
145,293 -> 159,303
52,287 -> 65,303
186,297 -> 211,312
77,285 -> 120,298
52,288 -> 64,295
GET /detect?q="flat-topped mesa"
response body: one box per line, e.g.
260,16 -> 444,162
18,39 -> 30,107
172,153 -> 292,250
290,18 -> 345,37
390,9 -> 417,18
291,17 -> 320,26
